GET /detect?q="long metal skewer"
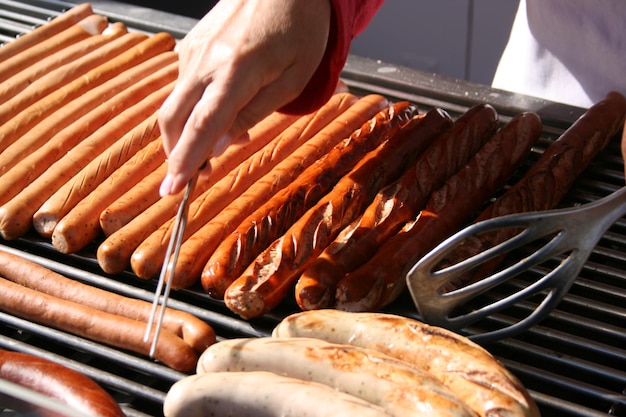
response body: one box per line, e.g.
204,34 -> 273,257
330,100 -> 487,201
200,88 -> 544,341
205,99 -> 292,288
143,173 -> 198,358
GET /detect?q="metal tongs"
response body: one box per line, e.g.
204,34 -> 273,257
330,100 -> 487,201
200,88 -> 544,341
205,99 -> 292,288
144,172 -> 199,357
407,185 -> 626,343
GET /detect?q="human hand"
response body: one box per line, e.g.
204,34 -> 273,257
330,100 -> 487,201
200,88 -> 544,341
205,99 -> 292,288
158,0 -> 331,196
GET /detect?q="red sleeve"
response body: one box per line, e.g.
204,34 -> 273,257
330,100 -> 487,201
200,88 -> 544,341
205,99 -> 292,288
279,0 -> 384,115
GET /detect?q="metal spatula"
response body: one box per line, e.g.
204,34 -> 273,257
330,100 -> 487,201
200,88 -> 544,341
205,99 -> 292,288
406,185 -> 626,343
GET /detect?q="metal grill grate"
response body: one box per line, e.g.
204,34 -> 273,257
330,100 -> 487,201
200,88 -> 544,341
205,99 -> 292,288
0,1 -> 625,416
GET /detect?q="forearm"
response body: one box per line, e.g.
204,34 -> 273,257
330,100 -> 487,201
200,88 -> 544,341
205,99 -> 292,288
280,0 -> 384,115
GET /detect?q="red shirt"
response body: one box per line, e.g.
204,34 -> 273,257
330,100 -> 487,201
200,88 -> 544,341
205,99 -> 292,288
280,0 -> 384,114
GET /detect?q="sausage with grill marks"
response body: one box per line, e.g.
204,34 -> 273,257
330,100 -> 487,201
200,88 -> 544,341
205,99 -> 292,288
296,104 -> 499,311
440,91 -> 626,284
131,92 -> 358,280
0,80 -> 175,240
334,112 -> 542,311
223,107 -> 453,319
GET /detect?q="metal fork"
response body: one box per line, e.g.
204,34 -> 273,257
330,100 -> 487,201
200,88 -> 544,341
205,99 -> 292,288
406,185 -> 626,343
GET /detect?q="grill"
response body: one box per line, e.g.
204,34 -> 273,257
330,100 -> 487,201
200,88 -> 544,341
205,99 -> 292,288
1,1 -> 625,416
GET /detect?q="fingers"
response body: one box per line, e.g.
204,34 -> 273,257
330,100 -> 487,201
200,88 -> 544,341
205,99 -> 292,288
158,0 -> 332,196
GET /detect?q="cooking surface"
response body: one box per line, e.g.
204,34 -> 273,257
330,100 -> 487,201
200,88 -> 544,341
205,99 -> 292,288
1,1 -> 625,416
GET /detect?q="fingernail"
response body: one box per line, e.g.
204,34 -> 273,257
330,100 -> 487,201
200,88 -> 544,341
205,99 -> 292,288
160,173 -> 174,197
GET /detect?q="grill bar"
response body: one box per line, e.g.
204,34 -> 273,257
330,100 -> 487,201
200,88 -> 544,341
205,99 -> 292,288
0,1 -> 625,416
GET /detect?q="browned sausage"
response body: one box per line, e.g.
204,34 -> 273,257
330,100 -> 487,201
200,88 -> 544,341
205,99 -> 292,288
222,107 -> 454,319
199,98 -> 410,297
98,111 -> 298,238
296,104 -> 499,310
97,95 -> 387,278
440,90 -> 626,284
0,277 -> 197,372
0,349 -> 125,417
273,310 -> 540,417
334,112 -> 543,311
131,92 -> 358,280
0,248 -> 215,354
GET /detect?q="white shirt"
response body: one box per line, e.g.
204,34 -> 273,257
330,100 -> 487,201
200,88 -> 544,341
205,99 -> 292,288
492,0 -> 626,108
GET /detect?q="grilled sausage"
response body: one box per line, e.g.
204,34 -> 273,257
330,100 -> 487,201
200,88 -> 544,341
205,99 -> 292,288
222,107 -> 453,319
0,349 -> 125,417
0,3 -> 94,63
295,104 -> 499,311
33,60 -> 177,239
273,309 -> 540,417
334,112 -> 542,311
51,136 -> 165,254
99,110 -> 299,237
97,110 -> 300,275
197,337 -> 478,417
131,92 -> 358,280
441,90 -> 626,284
0,14 -> 108,84
0,276 -> 197,372
0,80 -> 175,240
164,371 -> 394,417
0,22 -> 128,104
0,248 -> 215,354
196,97 -> 402,296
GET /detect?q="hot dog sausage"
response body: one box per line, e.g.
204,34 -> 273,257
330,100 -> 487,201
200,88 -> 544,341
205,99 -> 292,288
131,92 -> 358,280
334,112 -> 542,311
197,97 -> 405,296
296,104 -> 499,311
0,3 -> 94,63
0,277 -> 197,372
222,107 -> 453,319
0,14 -> 108,84
440,91 -> 626,284
0,22 -> 128,104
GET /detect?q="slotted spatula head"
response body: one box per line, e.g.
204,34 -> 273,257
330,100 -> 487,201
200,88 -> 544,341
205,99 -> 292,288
406,186 -> 626,343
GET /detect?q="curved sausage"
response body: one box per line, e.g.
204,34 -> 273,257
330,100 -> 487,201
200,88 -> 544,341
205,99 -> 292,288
0,248 -> 215,354
197,337 -> 478,417
164,371 -> 394,417
273,310 -> 540,417
0,349 -> 125,417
